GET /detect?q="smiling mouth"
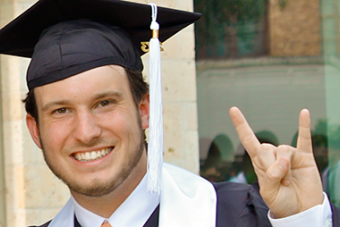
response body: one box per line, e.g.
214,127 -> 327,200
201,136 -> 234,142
73,147 -> 113,162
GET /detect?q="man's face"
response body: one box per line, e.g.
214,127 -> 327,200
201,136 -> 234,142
26,65 -> 149,197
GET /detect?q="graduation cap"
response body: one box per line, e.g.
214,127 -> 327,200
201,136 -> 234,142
0,0 -> 201,193
0,0 -> 201,89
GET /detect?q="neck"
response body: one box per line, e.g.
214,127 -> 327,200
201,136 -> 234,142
71,151 -> 147,218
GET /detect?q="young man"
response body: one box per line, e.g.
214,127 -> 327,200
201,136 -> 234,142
0,0 -> 338,226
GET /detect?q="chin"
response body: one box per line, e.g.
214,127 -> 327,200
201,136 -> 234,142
67,177 -> 124,197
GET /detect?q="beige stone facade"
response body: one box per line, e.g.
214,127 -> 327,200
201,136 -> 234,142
269,0 -> 321,56
0,0 -> 199,226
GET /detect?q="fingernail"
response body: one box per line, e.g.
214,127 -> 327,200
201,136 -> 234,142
282,179 -> 291,186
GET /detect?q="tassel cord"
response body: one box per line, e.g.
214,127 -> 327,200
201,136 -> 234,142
147,3 -> 163,194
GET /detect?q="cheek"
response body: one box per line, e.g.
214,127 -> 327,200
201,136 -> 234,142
106,112 -> 143,148
39,122 -> 71,151
104,109 -> 140,132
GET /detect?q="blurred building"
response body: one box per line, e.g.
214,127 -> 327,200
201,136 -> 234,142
195,0 -> 340,208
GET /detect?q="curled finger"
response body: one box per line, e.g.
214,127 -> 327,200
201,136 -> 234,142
276,145 -> 294,186
261,157 -> 290,202
255,143 -> 277,170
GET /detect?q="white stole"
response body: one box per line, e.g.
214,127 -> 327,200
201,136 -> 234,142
48,163 -> 217,227
160,163 -> 217,227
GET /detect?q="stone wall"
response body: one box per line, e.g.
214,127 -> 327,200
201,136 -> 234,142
0,0 -> 199,226
269,0 -> 321,56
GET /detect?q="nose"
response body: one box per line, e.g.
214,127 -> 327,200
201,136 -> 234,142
73,109 -> 102,145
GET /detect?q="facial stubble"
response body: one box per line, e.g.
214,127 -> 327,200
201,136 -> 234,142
39,115 -> 146,197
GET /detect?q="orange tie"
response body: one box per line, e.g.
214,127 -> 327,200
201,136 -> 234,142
101,221 -> 112,227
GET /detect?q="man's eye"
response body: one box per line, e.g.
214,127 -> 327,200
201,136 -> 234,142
99,100 -> 111,107
54,108 -> 68,114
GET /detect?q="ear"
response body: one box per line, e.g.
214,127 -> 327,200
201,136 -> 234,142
139,93 -> 150,130
26,114 -> 42,149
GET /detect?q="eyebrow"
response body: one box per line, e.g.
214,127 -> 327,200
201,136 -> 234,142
41,91 -> 124,112
93,91 -> 123,101
41,100 -> 71,112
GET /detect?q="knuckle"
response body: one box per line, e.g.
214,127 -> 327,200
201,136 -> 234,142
260,143 -> 276,149
258,143 -> 276,155
277,145 -> 293,154
277,144 -> 290,150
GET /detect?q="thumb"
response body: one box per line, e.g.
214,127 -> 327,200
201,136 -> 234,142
261,158 -> 289,201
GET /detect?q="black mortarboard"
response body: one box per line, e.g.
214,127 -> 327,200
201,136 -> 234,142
0,0 -> 201,90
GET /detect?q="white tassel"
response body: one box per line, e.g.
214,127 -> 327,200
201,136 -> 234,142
147,3 -> 163,194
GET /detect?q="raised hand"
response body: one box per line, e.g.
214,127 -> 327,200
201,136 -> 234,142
229,107 -> 324,218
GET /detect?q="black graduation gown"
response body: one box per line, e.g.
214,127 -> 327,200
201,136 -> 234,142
30,182 -> 340,227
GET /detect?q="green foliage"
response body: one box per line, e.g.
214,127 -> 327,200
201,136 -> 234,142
278,0 -> 289,10
194,0 -> 266,47
210,0 -> 266,23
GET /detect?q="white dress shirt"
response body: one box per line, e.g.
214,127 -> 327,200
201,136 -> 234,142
73,174 -> 160,227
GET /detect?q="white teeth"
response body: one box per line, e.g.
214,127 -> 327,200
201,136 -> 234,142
74,148 -> 112,162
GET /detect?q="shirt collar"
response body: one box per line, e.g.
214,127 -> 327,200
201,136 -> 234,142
73,173 -> 160,227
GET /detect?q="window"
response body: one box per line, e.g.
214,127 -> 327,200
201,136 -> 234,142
195,0 -> 269,59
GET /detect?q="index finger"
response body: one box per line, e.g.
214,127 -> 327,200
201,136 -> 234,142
296,109 -> 312,153
229,107 -> 260,157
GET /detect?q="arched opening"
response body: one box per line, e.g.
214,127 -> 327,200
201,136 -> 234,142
200,134 -> 234,182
